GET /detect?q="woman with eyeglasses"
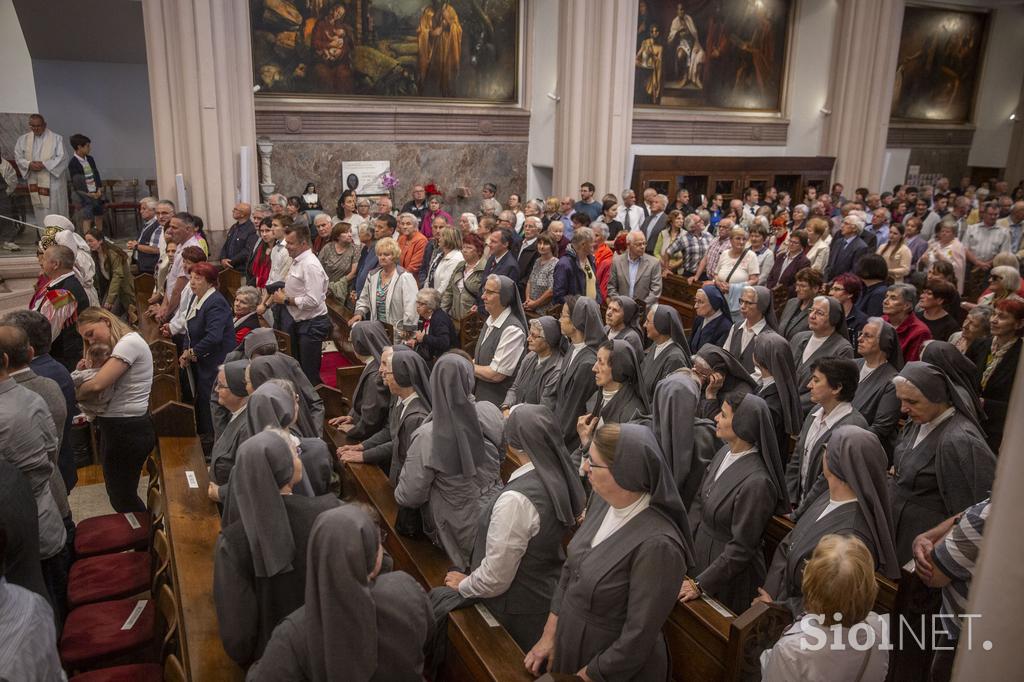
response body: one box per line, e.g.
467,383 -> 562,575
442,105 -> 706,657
977,298 -> 1024,452
640,304 -> 692,401
852,318 -> 904,458
790,296 -> 854,414
553,296 -> 603,451
722,285 -> 779,374
502,316 -> 565,414
524,424 -> 693,681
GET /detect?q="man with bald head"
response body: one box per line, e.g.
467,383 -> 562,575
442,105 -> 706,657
219,202 -> 257,271
606,229 -> 662,304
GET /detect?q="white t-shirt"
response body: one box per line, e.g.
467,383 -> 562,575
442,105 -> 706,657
103,332 -> 154,417
716,249 -> 760,284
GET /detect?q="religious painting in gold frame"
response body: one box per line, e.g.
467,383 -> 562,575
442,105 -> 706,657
634,0 -> 793,112
890,5 -> 988,123
250,0 -> 519,103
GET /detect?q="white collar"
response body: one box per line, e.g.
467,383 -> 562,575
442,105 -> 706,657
704,310 -> 722,322
399,392 -> 419,409
744,317 -> 767,334
47,271 -> 75,287
811,401 -> 854,428
760,376 -> 775,389
75,153 -> 89,163
508,461 -> 535,482
486,306 -> 512,328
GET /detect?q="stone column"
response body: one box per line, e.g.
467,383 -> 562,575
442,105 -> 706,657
142,0 -> 258,237
1004,76 -> 1024,187
257,137 -> 275,200
821,0 -> 905,190
553,0 -> 638,197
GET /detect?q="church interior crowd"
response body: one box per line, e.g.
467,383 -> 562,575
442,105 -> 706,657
1,142 -> 1018,680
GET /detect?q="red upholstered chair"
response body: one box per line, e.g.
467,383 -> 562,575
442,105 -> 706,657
67,552 -> 150,609
61,582 -> 179,674
74,485 -> 163,559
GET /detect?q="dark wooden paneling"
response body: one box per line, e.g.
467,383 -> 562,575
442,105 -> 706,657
632,116 -> 789,146
255,109 -> 531,142
887,125 -> 975,148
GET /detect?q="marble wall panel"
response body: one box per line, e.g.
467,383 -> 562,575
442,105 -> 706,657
267,141 -> 528,217
0,113 -> 30,160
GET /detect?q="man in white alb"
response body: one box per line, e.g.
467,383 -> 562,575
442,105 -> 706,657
14,114 -> 69,226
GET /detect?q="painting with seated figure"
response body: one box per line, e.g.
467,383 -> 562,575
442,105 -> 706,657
250,0 -> 519,102
890,6 -> 987,123
634,0 -> 793,111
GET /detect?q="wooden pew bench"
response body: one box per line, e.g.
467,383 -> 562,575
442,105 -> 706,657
659,274 -> 699,333
342,462 -> 532,682
157,433 -> 242,682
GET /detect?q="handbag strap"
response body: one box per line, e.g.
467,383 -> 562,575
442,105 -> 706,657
724,247 -> 750,283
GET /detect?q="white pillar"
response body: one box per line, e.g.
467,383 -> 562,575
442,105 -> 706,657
142,0 -> 258,235
553,0 -> 638,197
821,0 -> 904,190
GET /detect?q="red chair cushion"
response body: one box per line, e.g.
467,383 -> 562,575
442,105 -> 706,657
68,552 -> 151,608
69,663 -> 162,682
74,513 -> 151,558
60,598 -> 156,669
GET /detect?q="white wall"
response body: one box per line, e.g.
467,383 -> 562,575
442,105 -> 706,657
32,59 -> 156,183
525,0 -> 558,200
628,0 -> 838,163
968,4 -> 1024,169
0,0 -> 37,112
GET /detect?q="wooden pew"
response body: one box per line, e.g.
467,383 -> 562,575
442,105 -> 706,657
659,274 -> 699,332
342,461 -> 533,682
459,313 -> 483,354
149,338 -> 182,411
217,267 -> 241,304
157,433 -> 242,682
336,365 -> 366,406
325,293 -> 360,363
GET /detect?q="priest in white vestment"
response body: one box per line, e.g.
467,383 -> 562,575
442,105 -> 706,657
14,114 -> 70,226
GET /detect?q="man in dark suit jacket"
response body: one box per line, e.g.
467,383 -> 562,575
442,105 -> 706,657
824,216 -> 869,280
515,217 -> 542,295
219,203 -> 257,271
414,290 -> 457,365
478,228 -> 519,313
639,193 -> 668,255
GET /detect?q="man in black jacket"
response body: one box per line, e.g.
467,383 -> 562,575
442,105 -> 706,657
219,202 -> 257,271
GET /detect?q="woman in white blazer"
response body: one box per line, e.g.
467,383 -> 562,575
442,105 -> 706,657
350,236 -> 419,332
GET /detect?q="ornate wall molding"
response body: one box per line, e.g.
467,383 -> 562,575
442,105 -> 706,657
254,106 -> 531,143
886,125 -> 976,148
631,112 -> 790,146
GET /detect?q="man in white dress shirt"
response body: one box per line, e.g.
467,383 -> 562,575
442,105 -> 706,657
271,223 -> 330,385
14,114 -> 69,226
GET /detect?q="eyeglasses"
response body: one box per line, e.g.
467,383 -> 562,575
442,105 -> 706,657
989,275 -> 1003,282
739,299 -> 757,306
582,453 -> 608,470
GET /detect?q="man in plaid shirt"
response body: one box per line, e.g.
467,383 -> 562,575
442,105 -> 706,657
693,218 -> 735,283
664,213 -> 712,278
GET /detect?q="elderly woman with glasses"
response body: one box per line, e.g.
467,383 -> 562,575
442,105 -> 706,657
412,287 -> 456,365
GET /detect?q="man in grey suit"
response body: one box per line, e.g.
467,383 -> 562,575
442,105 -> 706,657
638,193 -> 668,254
607,230 -> 663,305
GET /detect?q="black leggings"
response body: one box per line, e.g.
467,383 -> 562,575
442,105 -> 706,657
96,415 -> 155,513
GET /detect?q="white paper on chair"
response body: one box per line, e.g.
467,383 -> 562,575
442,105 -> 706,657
121,600 -> 148,630
124,512 -> 141,530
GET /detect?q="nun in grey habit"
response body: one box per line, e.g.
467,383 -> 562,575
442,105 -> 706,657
214,431 -> 342,667
395,353 -> 505,567
586,340 -> 649,428
247,506 -> 431,682
211,327 -> 279,437
249,352 -> 326,439
694,345 -> 758,420
649,369 -> 721,509
332,320 -> 393,442
605,295 -> 644,354
763,425 -> 900,617
554,296 -> 603,450
921,340 -> 984,422
502,315 -> 566,411
430,405 -> 587,654
209,360 -> 252,486
752,331 -> 803,465
724,285 -> 779,373
473,274 -> 528,406
216,382 -> 332,514
685,392 -> 788,614
526,423 -> 694,681
789,296 -> 854,415
889,362 -> 996,564
640,303 -> 692,401
852,317 -> 904,458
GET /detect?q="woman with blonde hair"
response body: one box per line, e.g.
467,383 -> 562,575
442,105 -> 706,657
350,236 -> 419,331
75,306 -> 155,512
804,217 -> 831,273
761,535 -> 889,681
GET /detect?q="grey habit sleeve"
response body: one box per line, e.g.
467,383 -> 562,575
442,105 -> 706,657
395,428 -> 435,508
213,533 -> 259,666
360,420 -> 394,465
245,613 -> 307,681
695,476 -> 777,595
586,535 -> 686,682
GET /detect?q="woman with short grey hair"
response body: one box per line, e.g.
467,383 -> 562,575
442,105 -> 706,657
233,286 -> 262,344
951,305 -> 993,361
